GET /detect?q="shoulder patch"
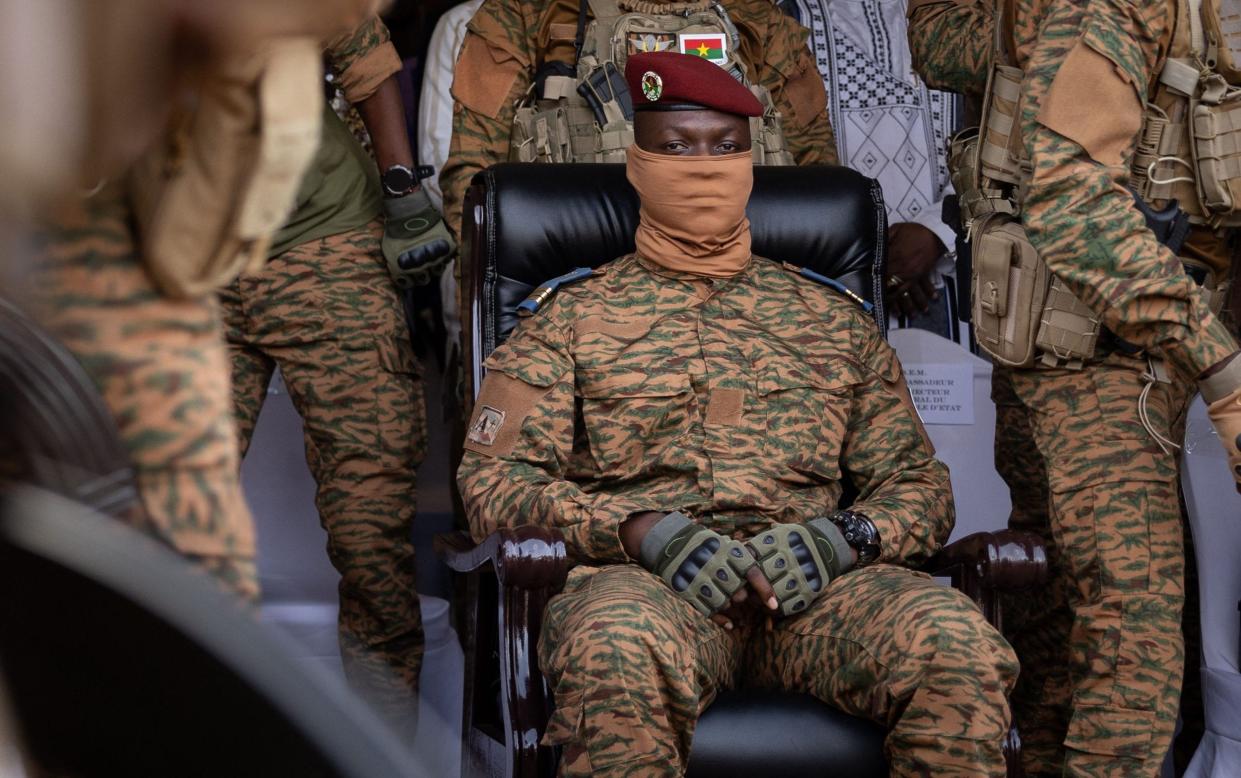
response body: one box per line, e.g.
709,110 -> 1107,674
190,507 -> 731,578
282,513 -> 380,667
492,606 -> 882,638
518,267 -> 600,317
782,262 -> 874,313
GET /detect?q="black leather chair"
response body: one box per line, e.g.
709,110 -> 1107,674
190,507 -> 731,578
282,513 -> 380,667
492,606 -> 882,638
0,487 -> 426,778
440,163 -> 1046,778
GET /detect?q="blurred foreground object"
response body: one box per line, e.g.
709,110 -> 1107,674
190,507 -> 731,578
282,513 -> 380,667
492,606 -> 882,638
0,487 -> 424,778
0,0 -> 386,218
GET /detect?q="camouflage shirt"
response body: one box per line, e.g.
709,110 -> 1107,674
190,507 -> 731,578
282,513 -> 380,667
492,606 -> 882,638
457,254 -> 951,566
907,0 -> 1239,378
440,0 -> 837,237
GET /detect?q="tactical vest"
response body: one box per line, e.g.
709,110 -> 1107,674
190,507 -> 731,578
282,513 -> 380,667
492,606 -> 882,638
949,0 -> 1239,370
509,0 -> 793,166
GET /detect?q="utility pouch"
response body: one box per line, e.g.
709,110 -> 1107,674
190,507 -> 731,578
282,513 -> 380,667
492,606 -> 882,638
971,216 -> 1049,367
510,102 -> 574,162
1190,86 -> 1241,223
1034,277 -> 1100,369
749,86 -> 794,166
977,65 -> 1029,195
1204,0 -> 1241,82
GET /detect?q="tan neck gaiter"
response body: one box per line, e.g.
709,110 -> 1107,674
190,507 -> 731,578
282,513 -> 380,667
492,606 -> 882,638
625,144 -> 754,278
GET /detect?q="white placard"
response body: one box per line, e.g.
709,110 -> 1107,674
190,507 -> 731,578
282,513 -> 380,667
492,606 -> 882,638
902,363 -> 974,426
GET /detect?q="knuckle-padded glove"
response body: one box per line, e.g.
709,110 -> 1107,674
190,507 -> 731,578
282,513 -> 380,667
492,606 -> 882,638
1200,355 -> 1241,489
748,519 -> 853,617
638,511 -> 756,618
381,187 -> 456,289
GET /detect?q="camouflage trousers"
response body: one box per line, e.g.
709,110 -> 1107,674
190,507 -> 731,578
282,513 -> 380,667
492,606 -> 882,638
994,348 -> 1192,777
26,186 -> 258,598
218,221 -> 427,720
540,563 -> 1018,777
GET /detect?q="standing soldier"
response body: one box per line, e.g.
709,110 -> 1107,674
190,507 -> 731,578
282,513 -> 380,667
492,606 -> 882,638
218,15 -> 453,730
908,1 -> 1241,775
439,0 -> 839,239
12,1 -> 369,601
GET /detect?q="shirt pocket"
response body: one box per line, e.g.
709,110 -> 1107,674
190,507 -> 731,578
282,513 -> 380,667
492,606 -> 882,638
576,368 -> 696,479
757,360 -> 860,485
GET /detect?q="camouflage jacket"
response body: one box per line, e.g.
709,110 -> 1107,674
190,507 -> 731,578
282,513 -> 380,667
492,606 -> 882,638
324,16 -> 402,103
907,0 -> 1238,379
457,254 -> 951,566
440,0 -> 837,237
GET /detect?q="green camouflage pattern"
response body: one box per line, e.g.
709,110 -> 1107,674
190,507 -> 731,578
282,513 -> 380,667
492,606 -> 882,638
456,254 -> 1013,773
909,4 -> 1238,773
459,254 -> 950,567
907,0 -> 1239,381
440,0 -> 838,238
219,220 -> 427,720
27,184 -> 258,599
539,561 -> 1015,775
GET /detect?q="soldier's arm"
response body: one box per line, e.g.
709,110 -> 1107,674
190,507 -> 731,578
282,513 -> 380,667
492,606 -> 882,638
1019,2 -> 1239,379
839,319 -> 953,568
456,311 -> 653,563
756,2 -> 838,165
324,17 -> 412,172
441,0 -> 535,238
906,0 -> 993,96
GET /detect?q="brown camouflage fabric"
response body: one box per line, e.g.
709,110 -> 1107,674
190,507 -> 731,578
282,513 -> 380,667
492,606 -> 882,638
458,253 -> 1016,774
541,562 -> 1017,776
219,220 -> 427,722
26,184 -> 258,599
440,0 -> 838,238
907,0 -> 1238,381
908,2 -> 1240,774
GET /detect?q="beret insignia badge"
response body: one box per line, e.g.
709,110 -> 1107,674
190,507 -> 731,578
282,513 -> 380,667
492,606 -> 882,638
640,71 -> 663,102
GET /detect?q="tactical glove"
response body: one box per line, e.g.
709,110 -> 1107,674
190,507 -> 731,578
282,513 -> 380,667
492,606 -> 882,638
638,511 -> 756,618
748,519 -> 852,617
1200,355 -> 1241,491
381,188 -> 455,288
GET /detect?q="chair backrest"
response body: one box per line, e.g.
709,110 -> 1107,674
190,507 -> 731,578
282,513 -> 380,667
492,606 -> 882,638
0,488 -> 426,778
462,163 -> 887,395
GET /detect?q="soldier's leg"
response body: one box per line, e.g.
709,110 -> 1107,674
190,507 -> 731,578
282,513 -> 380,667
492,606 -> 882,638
216,281 -> 275,457
1010,353 -> 1184,777
244,224 -> 426,719
749,564 -> 1018,777
992,366 -> 1074,775
539,565 -> 740,777
29,186 -> 258,599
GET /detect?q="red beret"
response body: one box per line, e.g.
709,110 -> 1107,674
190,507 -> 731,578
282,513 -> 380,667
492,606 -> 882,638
624,51 -> 762,118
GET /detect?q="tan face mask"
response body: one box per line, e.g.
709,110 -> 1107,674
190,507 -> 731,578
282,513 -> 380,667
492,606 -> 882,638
625,144 -> 753,278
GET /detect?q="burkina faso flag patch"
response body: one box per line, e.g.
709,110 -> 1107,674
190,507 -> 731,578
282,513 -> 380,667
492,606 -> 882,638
678,32 -> 727,65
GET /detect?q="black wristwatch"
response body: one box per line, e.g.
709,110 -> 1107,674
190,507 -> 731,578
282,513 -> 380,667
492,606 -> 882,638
829,510 -> 881,566
381,164 -> 417,197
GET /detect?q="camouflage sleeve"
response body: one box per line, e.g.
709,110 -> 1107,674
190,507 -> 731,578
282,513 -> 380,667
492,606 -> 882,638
1020,1 -> 1239,377
752,1 -> 837,165
441,0 -> 535,238
324,16 -> 402,104
906,0 -> 992,96
842,319 -> 954,567
456,311 -> 650,562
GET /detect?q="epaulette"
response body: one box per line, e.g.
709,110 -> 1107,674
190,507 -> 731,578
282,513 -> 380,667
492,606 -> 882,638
783,262 -> 874,313
517,267 -> 599,317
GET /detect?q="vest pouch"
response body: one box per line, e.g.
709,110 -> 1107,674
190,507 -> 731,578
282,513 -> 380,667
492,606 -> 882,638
971,216 -> 1049,368
750,85 -> 794,166
509,102 -> 574,163
1034,277 -> 1100,369
976,64 -> 1028,192
1191,89 -> 1241,224
1204,0 -> 1241,82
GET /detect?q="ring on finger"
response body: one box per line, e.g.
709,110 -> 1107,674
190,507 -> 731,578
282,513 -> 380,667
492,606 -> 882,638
886,274 -> 904,289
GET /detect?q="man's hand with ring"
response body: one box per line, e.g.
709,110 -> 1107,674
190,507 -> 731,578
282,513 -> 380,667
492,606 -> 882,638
885,222 -> 944,318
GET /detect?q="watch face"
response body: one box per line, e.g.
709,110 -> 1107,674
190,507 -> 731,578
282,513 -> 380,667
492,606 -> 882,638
382,166 -> 415,195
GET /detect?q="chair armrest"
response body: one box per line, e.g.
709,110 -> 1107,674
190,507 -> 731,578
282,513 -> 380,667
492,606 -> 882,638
434,526 -> 570,591
923,529 -> 1049,632
925,529 -> 1049,591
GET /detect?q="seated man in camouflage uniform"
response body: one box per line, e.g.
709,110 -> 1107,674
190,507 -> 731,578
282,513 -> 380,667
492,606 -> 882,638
457,51 -> 1018,777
